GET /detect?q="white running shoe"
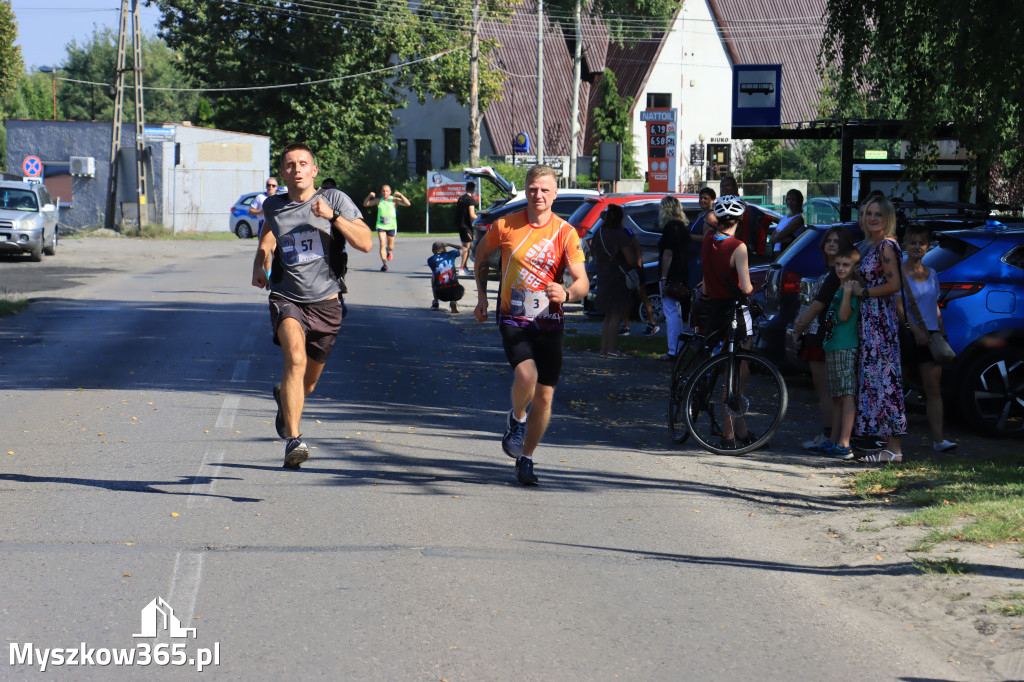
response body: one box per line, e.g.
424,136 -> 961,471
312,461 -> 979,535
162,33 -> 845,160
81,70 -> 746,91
801,432 -> 828,450
933,439 -> 957,452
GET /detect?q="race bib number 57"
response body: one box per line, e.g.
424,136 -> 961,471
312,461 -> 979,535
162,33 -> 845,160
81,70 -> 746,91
280,230 -> 324,265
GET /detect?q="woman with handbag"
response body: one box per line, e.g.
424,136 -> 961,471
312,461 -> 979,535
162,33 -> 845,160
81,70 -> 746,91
656,195 -> 691,361
851,196 -> 907,464
896,225 -> 957,452
594,204 -> 638,358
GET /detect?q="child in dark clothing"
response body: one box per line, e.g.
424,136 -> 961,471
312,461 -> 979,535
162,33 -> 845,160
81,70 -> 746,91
427,241 -> 466,312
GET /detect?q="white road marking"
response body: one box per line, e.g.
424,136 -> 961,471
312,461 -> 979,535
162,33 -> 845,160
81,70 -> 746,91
187,449 -> 225,510
215,396 -> 240,428
230,360 -> 250,383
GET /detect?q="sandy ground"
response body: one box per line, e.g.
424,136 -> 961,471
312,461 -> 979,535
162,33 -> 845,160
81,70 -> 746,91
545,314 -> 1024,680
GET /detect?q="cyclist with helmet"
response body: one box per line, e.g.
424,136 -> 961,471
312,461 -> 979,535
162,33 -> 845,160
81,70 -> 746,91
700,194 -> 756,447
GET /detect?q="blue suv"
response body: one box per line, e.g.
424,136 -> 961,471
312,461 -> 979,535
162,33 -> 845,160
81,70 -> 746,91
924,222 -> 1024,436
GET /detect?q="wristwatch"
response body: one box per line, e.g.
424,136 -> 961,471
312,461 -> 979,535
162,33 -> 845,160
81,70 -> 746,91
326,209 -> 338,223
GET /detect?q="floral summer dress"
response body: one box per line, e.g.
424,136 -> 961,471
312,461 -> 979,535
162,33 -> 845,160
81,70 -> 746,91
855,238 -> 907,438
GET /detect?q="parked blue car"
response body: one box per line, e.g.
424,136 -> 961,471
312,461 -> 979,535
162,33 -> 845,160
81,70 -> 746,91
924,222 -> 1024,436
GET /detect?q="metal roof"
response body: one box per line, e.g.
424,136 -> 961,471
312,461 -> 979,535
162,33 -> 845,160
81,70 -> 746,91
706,0 -> 827,125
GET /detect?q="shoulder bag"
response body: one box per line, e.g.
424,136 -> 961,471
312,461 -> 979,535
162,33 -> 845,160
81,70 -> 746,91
901,269 -> 955,363
598,228 -> 640,291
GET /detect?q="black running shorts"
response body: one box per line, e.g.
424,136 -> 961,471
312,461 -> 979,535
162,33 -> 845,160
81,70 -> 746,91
499,324 -> 564,387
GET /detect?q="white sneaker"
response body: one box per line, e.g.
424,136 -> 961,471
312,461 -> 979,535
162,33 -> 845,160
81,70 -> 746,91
933,439 -> 957,452
801,432 -> 828,450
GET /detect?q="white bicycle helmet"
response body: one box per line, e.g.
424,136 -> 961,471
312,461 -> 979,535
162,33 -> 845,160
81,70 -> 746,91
712,195 -> 746,219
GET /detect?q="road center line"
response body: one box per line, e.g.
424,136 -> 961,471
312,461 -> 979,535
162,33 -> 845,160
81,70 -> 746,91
162,551 -> 204,644
231,360 -> 250,383
187,449 -> 225,510
215,396 -> 240,428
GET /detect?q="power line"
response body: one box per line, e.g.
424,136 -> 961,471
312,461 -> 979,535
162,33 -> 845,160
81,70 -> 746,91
55,46 -> 465,92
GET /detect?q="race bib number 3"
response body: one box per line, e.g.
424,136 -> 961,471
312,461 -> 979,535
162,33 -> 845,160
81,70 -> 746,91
510,288 -> 550,319
280,230 -> 325,265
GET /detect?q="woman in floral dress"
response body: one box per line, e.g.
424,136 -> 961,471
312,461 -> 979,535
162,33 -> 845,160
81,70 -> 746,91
853,196 -> 906,463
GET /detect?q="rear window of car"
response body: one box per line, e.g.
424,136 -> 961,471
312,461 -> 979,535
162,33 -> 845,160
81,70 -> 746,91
923,235 -> 980,273
567,199 -> 599,228
1003,244 -> 1024,272
552,197 -> 586,221
627,207 -> 662,234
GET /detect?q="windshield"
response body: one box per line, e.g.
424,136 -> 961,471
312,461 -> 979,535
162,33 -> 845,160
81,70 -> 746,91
0,189 -> 39,211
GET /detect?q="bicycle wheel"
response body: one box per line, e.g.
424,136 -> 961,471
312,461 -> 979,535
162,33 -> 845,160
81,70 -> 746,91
682,351 -> 788,456
667,339 -> 708,443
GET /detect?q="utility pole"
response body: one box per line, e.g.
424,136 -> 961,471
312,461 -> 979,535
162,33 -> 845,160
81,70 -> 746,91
567,0 -> 582,187
132,0 -> 149,227
104,0 -> 129,230
468,0 -> 481,167
535,0 -> 544,164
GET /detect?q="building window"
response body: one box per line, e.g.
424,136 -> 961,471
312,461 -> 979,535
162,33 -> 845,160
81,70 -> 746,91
415,139 -> 432,177
43,161 -> 72,206
443,128 -> 461,169
395,138 -> 408,163
646,93 -> 672,109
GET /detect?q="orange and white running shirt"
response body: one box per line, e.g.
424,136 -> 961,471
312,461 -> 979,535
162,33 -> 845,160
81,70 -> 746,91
484,210 -> 584,330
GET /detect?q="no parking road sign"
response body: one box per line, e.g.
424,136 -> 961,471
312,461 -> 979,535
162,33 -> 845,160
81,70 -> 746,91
22,156 -> 42,177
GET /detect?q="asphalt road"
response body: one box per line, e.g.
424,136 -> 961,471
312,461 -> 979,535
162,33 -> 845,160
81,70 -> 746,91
0,236 -> 963,679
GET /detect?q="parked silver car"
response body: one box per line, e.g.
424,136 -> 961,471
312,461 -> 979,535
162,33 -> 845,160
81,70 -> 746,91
0,180 -> 59,261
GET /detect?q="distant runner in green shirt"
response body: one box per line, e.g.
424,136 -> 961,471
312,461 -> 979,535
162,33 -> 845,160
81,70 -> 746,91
363,184 -> 411,272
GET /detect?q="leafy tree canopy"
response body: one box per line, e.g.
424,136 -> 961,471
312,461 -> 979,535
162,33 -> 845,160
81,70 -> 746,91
150,0 -> 429,171
589,68 -> 638,178
821,0 -> 1024,184
58,28 -> 200,123
0,0 -> 22,113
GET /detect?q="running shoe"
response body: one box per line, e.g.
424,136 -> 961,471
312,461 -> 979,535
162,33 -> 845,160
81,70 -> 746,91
807,439 -> 835,456
273,382 -> 285,438
431,300 -> 439,310
933,439 -> 957,452
501,409 -> 527,459
642,323 -> 660,336
618,324 -> 630,336
387,249 -> 393,261
657,354 -> 674,362
852,435 -> 887,451
450,301 -> 459,313
460,268 -> 472,276
283,436 -> 309,470
515,456 -> 539,485
828,444 -> 856,460
381,264 -> 388,272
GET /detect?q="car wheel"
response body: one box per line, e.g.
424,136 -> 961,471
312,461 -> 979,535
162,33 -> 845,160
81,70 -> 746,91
646,293 -> 666,323
959,347 -> 1024,436
28,240 -> 43,262
235,221 -> 253,239
43,227 -> 57,256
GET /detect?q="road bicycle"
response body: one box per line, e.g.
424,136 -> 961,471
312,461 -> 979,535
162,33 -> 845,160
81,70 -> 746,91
668,293 -> 788,455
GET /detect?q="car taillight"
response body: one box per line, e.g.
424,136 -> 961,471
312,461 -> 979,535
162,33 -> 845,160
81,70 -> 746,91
781,271 -> 802,295
938,282 -> 984,308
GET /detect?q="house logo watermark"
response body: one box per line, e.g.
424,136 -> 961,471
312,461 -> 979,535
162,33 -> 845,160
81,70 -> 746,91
9,597 -> 220,672
134,597 -> 197,639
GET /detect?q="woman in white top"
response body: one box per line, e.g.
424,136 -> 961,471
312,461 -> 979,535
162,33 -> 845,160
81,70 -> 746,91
896,224 -> 957,452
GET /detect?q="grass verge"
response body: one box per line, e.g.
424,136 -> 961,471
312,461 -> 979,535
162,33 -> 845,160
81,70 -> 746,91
912,557 -> 974,575
1,287 -> 28,317
849,456 -> 1024,545
988,592 -> 1024,616
563,331 -> 665,358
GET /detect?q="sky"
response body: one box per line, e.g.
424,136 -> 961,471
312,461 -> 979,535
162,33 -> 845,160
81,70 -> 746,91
12,1 -> 163,70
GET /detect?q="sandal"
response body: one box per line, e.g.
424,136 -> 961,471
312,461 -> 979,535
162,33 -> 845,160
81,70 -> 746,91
858,448 -> 902,464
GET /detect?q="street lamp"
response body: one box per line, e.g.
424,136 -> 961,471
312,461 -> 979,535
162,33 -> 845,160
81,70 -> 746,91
38,66 -> 57,121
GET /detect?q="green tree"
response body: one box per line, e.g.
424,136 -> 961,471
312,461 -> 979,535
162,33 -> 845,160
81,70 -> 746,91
590,68 -> 639,178
0,0 -> 22,114
150,0 -> 422,170
3,71 -> 52,120
821,0 -> 1024,186
58,28 -> 200,123
411,0 -> 510,167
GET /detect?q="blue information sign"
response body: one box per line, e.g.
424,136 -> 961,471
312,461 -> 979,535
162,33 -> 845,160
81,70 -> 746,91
732,64 -> 782,127
513,132 -> 530,154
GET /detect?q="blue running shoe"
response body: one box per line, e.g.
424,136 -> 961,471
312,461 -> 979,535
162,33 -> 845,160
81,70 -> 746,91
501,409 -> 527,459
